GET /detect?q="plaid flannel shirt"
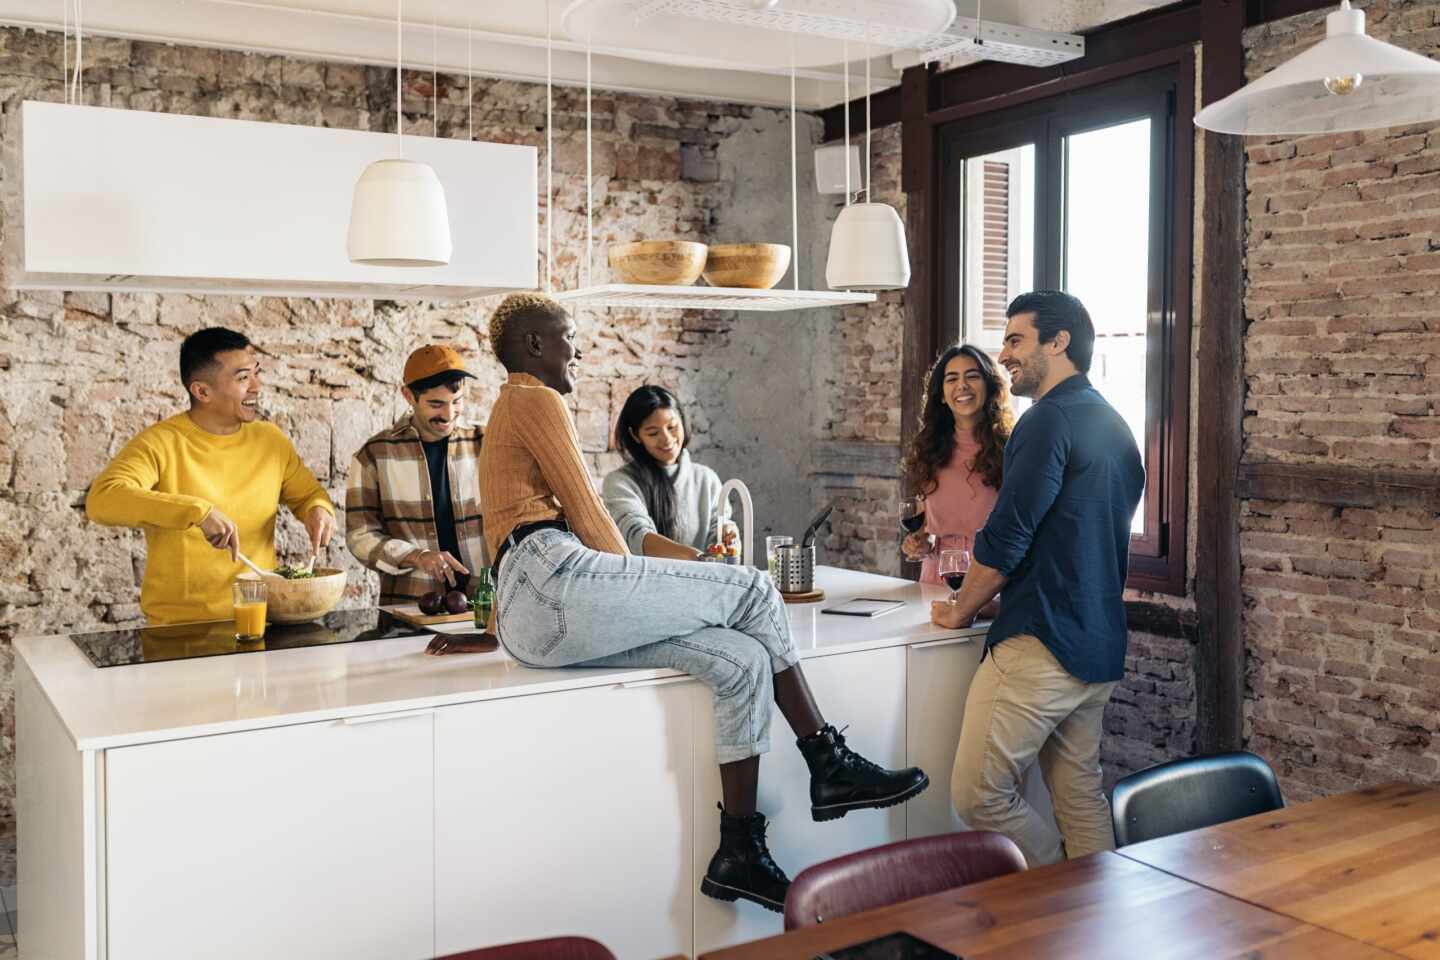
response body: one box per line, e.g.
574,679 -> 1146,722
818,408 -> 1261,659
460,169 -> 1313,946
345,415 -> 488,605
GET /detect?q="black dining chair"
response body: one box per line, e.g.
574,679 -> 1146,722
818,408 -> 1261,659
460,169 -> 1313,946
1110,751 -> 1285,847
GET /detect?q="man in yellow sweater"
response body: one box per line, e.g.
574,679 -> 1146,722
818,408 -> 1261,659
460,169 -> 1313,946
87,327 -> 336,625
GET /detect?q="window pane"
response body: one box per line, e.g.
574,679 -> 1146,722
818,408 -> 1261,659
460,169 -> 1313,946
961,145 -> 1035,354
1063,118 -> 1150,534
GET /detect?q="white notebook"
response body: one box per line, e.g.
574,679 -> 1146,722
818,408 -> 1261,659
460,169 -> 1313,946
821,598 -> 906,618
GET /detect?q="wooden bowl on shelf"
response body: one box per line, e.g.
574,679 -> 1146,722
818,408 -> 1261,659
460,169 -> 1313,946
703,243 -> 792,289
608,240 -> 708,285
237,568 -> 348,624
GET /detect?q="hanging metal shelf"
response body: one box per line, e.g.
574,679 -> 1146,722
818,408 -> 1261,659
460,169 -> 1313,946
553,283 -> 876,312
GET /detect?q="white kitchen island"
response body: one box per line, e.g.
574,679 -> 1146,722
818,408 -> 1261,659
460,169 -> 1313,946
17,566 -> 1056,960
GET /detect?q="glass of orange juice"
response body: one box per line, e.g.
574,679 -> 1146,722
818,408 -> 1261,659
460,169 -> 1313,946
233,579 -> 268,641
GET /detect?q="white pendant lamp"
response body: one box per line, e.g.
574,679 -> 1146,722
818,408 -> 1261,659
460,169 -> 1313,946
827,37 -> 910,291
1195,1 -> 1440,135
347,0 -> 451,266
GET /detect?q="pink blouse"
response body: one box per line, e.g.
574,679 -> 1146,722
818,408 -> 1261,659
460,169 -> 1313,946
919,433 -> 1001,586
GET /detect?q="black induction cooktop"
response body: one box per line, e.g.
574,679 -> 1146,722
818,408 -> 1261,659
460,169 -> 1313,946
70,608 -> 421,668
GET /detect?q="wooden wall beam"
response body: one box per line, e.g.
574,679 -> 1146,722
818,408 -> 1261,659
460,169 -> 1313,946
1238,462 -> 1440,512
898,62 -> 938,521
1194,0 -> 1248,756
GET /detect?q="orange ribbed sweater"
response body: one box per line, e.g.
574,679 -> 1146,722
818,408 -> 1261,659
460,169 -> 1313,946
478,373 -> 627,561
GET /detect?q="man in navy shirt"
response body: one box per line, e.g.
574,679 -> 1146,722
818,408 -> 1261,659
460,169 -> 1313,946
931,290 -> 1143,865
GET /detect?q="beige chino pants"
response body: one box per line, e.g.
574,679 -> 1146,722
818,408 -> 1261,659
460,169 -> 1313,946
950,634 -> 1118,866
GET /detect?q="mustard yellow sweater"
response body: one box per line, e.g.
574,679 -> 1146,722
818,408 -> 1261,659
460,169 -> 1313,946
86,413 -> 334,625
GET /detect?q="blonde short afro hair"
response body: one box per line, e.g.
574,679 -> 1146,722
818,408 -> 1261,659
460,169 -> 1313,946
487,292 -> 565,361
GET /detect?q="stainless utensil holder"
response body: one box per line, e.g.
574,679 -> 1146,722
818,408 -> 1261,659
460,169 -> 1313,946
775,544 -> 815,594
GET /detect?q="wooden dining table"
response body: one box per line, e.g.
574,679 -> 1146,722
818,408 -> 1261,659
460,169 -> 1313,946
1117,782 -> 1440,959
699,783 -> 1440,960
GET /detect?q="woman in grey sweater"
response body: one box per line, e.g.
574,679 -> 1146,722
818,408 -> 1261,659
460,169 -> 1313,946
603,385 -> 734,560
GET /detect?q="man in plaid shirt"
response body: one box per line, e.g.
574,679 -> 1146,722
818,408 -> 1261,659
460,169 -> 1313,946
346,344 -> 489,606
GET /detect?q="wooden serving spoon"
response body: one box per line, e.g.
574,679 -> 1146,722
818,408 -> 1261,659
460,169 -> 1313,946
237,552 -> 284,581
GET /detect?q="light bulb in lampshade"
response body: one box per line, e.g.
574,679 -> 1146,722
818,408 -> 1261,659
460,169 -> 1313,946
1195,0 -> 1440,135
1323,73 -> 1363,96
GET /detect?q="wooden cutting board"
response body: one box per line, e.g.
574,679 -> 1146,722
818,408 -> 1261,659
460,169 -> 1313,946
781,588 -> 825,604
383,604 -> 474,627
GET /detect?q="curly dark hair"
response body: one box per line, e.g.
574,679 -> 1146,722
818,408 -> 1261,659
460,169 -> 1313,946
902,344 -> 1015,496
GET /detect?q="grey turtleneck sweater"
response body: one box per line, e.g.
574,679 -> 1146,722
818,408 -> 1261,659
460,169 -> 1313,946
602,450 -> 729,554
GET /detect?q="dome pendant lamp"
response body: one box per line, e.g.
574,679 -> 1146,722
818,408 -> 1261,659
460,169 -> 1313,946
347,0 -> 452,266
1195,1 -> 1440,135
827,34 -> 910,292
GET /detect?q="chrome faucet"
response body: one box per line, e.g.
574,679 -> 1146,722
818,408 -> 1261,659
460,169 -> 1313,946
718,478 -> 754,568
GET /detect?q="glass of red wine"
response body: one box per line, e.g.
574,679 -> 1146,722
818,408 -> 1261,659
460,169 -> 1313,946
900,495 -> 935,561
938,545 -> 971,603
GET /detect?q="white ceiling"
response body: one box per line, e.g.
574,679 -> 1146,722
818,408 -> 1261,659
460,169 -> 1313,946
0,0 -> 1177,108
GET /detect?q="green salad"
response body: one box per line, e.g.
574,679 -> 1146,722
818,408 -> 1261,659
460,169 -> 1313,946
273,565 -> 317,580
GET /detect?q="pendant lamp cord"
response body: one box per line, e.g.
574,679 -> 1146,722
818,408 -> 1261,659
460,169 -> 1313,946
467,10 -> 473,141
586,33 -> 593,290
67,0 -> 83,104
395,0 -> 403,159
545,0 -> 553,294
865,24 -> 871,202
62,0 -> 69,104
432,12 -> 437,138
842,38 -> 850,206
790,36 -> 798,292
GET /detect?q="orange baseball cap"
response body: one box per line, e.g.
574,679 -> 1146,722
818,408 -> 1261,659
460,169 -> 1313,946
403,344 -> 475,386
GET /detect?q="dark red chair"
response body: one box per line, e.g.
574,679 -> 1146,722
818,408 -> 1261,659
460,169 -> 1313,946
437,937 -> 617,960
783,831 -> 1027,930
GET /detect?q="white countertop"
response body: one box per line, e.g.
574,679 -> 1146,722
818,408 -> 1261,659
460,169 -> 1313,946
15,566 -> 985,751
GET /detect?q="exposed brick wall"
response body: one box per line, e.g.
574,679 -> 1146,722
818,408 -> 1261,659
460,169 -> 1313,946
0,27 -> 810,835
1242,0 -> 1440,800
1104,614 -> 1199,789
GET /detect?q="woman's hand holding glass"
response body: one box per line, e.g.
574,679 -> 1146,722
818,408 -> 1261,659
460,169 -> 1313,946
899,495 -> 935,561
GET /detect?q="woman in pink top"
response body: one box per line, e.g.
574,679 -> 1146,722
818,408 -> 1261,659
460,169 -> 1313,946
901,344 -> 1016,595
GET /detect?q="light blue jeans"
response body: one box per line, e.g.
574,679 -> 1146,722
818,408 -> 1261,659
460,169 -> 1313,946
496,529 -> 800,762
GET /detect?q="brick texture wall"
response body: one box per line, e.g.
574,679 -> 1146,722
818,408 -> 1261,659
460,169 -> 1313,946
1242,0 -> 1440,800
0,27 -> 812,834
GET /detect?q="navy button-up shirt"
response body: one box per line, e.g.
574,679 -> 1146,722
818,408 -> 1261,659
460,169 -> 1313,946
973,374 -> 1144,683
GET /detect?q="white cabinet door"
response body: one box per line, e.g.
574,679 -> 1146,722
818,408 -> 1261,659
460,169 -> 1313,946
105,710 -> 435,960
905,637 -> 1058,845
693,647 -> 909,955
434,678 -> 694,960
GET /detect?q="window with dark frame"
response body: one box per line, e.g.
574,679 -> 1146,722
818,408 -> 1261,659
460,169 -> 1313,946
937,64 -> 1192,595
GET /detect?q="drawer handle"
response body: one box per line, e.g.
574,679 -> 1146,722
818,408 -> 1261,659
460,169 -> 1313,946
912,636 -> 976,651
339,709 -> 434,726
618,675 -> 691,690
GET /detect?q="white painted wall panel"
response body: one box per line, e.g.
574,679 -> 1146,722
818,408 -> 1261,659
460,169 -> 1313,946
17,101 -> 536,300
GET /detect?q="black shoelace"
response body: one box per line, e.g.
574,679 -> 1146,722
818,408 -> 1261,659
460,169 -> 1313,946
830,724 -> 884,773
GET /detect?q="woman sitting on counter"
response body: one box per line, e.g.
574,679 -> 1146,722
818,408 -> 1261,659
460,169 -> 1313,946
476,292 -> 928,916
603,385 -> 734,560
901,344 -> 1014,614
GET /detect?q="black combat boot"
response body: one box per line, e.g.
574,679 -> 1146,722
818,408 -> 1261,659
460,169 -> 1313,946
798,724 -> 930,822
700,804 -> 790,913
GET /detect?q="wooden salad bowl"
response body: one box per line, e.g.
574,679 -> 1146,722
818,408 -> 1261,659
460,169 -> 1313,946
703,242 -> 792,289
237,568 -> 348,623
608,240 -> 708,285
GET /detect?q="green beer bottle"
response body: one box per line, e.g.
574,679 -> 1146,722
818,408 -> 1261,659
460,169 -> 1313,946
471,566 -> 495,630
